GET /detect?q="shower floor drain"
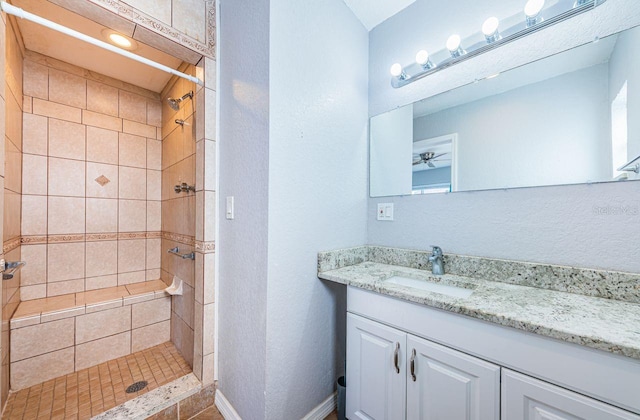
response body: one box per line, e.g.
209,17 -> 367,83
125,381 -> 148,393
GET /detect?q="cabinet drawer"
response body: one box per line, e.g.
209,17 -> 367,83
501,369 -> 640,420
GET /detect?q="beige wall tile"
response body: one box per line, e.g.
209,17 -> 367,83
204,140 -> 216,191
147,201 -> 161,232
49,69 -> 86,109
123,120 -> 156,138
22,154 -> 47,195
132,297 -> 170,329
82,110 -> 122,131
119,132 -> 147,168
119,200 -> 146,232
86,162 -> 118,199
23,113 -> 48,155
203,303 -> 215,355
40,306 -> 85,323
204,58 -> 216,91
147,139 -> 162,170
203,253 -> 215,304
133,0 -> 171,24
87,81 -> 119,117
146,238 -> 161,270
173,283 -> 194,328
23,95 -> 33,113
131,320 -> 170,353
33,98 -> 82,123
5,138 -> 22,193
48,119 -> 85,160
10,318 -> 74,362
86,198 -> 118,233
201,353 -> 214,385
204,192 -> 215,241
147,100 -> 162,127
204,89 -> 216,140
47,278 -> 85,296
118,239 -> 146,273
172,0 -> 206,42
147,170 -> 161,201
22,195 -> 47,236
87,126 -> 118,164
47,242 -> 85,282
76,306 -> 131,344
23,60 -> 49,100
171,315 -> 193,366
118,271 -> 146,285
48,197 -> 85,234
146,268 -> 161,281
195,140 -> 203,191
20,244 -> 47,286
85,274 -> 118,291
20,284 -> 47,301
119,166 -> 146,199
48,157 -> 85,197
194,252 -> 203,304
75,331 -> 130,371
119,91 -> 147,124
11,347 -> 74,390
5,191 -> 21,241
86,240 -> 117,278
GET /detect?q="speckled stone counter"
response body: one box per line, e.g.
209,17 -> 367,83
318,246 -> 640,360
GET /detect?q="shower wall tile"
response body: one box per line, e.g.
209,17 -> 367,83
86,198 -> 118,233
147,139 -> 162,170
47,242 -> 85,283
32,98 -> 81,123
22,113 -> 48,156
146,238 -> 161,269
48,157 -> 85,197
23,60 -> 48,100
23,95 -> 32,113
48,196 -> 85,234
119,91 -> 147,124
87,127 -> 119,164
147,170 -> 162,201
123,119 -> 157,138
119,167 -> 147,199
86,162 -> 118,199
20,285 -> 46,301
76,306 -> 131,344
147,100 -> 162,127
87,80 -> 119,117
48,69 -> 86,109
21,195 -> 47,236
86,275 -> 118,291
20,245 -> 47,286
172,0 -> 206,43
75,331 -> 130,371
118,239 -> 147,273
47,278 -> 85,297
21,154 -> 47,195
10,347 -> 74,390
119,200 -> 147,232
86,241 -> 118,278
119,132 -> 147,168
48,119 -> 85,160
118,271 -> 146,286
147,201 -> 162,232
82,109 -> 122,131
131,320 -> 170,353
132,297 -> 171,329
10,318 -> 74,362
204,140 -> 216,191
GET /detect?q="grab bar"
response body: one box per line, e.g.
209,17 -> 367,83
167,247 -> 195,260
3,260 -> 26,280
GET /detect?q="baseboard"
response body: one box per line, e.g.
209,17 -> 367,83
301,392 -> 337,420
215,389 -> 242,420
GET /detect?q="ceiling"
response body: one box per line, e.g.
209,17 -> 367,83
342,0 -> 416,31
10,0 -> 184,92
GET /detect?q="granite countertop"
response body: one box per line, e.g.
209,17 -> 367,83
319,261 -> 640,360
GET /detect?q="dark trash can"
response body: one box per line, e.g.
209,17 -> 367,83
336,376 -> 346,420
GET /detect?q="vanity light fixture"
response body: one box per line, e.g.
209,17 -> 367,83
524,0 -> 545,27
482,17 -> 501,43
446,34 -> 466,58
415,50 -> 435,70
389,0 -> 606,89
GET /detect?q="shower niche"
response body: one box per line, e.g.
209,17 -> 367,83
0,0 -> 216,414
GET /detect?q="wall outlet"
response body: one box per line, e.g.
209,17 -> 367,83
377,203 -> 394,221
226,196 -> 234,220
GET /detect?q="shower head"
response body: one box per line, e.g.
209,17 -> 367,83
167,91 -> 194,111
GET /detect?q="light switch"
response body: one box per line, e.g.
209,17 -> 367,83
377,203 -> 394,221
226,196 -> 234,220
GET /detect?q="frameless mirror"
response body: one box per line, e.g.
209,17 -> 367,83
369,25 -> 640,197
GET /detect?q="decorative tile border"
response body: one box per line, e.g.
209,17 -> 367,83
3,236 -> 21,254
195,241 -> 215,254
21,236 -> 48,246
20,232 -> 164,245
162,232 -> 195,247
86,233 -> 119,242
48,234 -> 86,243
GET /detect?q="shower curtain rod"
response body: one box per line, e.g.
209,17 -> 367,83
0,1 -> 202,86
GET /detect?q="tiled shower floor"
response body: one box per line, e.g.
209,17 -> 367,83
3,342 -> 191,419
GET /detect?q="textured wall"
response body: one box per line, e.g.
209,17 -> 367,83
217,0 -> 270,417
265,0 -> 368,418
368,0 -> 640,274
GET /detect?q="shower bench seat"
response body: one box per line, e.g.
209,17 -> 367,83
9,279 -> 173,390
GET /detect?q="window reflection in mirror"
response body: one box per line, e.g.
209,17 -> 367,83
369,25 -> 640,197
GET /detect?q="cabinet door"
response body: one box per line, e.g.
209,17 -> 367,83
501,369 -> 640,420
347,313 -> 407,420
406,334 -> 500,420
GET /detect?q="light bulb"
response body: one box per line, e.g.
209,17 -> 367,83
109,33 -> 132,48
415,50 -> 429,65
524,0 -> 545,17
482,17 -> 499,37
390,63 -> 403,77
446,34 -> 461,52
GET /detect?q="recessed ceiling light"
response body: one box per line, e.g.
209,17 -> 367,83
101,29 -> 137,50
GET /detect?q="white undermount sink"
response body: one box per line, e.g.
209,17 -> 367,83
384,276 -> 474,299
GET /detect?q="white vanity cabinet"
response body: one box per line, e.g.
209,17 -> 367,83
346,313 -> 500,420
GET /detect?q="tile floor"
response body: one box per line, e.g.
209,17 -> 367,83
3,342 -> 191,419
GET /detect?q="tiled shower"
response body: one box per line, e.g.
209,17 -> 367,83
0,1 -> 217,414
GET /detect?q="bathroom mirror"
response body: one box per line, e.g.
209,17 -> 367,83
369,25 -> 640,197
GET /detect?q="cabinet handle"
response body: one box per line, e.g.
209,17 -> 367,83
410,348 -> 416,382
393,342 -> 400,374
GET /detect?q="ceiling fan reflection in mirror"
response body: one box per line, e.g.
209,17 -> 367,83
412,151 -> 451,168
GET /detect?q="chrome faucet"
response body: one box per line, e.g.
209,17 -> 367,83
429,246 -> 445,275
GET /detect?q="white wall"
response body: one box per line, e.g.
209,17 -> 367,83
218,0 -> 270,417
368,1 -> 640,273
266,0 -> 369,418
414,65 -> 610,191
